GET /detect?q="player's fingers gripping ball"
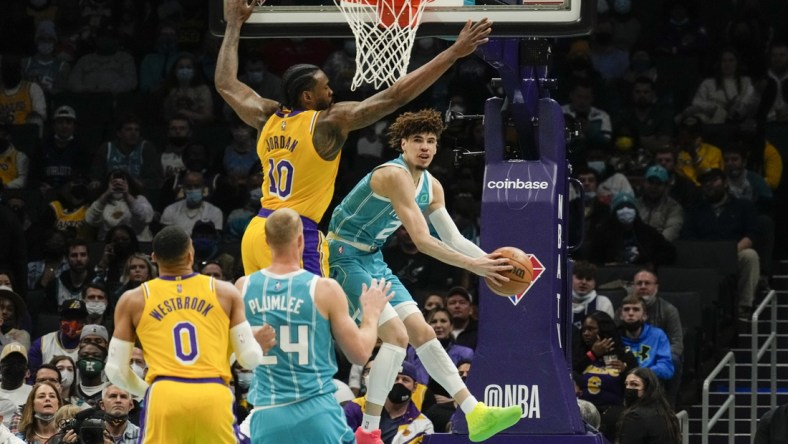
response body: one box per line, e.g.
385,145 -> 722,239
485,246 -> 533,296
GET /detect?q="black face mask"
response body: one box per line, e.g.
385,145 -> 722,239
168,136 -> 190,147
1,65 -> 21,89
105,413 -> 129,426
0,358 -> 28,384
624,320 -> 644,332
624,388 -> 640,405
387,383 -> 412,404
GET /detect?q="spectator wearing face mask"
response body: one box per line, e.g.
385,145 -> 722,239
0,344 -> 33,408
75,327 -> 110,407
82,284 -> 113,337
588,193 -> 676,268
344,361 -> 434,444
27,300 -> 88,379
162,53 -> 215,125
99,385 -> 139,443
618,295 -> 674,383
159,171 -> 223,235
570,261 -> 614,330
14,381 -> 62,443
50,356 -> 77,405
22,21 -> 70,97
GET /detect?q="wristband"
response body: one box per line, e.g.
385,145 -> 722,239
586,351 -> 596,361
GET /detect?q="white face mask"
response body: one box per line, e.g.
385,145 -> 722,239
616,207 -> 637,225
588,160 -> 606,175
60,369 -> 74,388
237,372 -> 253,389
85,301 -> 107,316
131,363 -> 146,379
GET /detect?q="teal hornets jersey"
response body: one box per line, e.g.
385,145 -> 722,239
243,269 -> 337,407
328,156 -> 433,249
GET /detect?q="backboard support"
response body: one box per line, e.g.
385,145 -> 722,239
209,0 -> 595,39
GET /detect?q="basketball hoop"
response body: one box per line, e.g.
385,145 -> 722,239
335,0 -> 430,90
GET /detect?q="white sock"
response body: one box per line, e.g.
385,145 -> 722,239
363,342 -> 407,430
415,339 -> 467,399
461,396 -> 479,414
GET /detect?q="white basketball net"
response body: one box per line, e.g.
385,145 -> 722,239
335,0 -> 429,90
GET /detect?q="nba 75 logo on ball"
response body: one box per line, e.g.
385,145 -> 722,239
485,246 -> 544,306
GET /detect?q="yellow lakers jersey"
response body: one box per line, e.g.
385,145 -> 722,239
0,82 -> 34,124
137,274 -> 232,384
49,201 -> 87,232
0,149 -> 19,186
257,109 -> 341,223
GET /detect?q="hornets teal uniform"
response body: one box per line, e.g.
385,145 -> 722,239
328,156 -> 433,319
242,269 -> 354,444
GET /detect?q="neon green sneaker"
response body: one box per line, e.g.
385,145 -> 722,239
466,402 -> 522,442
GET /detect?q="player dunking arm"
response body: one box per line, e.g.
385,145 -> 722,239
234,208 -> 394,443
105,226 -> 275,444
215,0 -> 492,276
328,109 -> 521,443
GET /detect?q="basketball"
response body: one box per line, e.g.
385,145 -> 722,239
485,246 -> 533,296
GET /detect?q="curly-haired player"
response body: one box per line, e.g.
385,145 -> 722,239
327,109 -> 522,443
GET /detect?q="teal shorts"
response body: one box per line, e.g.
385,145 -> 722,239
249,393 -> 354,444
328,239 -> 414,321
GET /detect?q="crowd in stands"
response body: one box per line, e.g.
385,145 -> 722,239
1,0 -> 787,442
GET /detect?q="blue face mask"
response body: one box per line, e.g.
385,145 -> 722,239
185,188 -> 203,205
176,67 -> 194,82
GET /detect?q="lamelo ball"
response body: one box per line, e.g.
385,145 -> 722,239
485,246 -> 533,296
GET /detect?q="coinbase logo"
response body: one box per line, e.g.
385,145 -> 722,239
486,179 -> 549,190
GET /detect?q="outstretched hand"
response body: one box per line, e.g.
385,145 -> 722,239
254,323 -> 277,353
449,18 -> 493,58
225,0 -> 256,26
469,252 -> 512,285
359,278 -> 395,318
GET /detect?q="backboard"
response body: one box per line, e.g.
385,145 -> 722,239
210,0 -> 595,39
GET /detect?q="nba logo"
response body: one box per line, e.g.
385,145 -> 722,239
275,282 -> 281,291
176,284 -> 182,293
281,121 -> 286,130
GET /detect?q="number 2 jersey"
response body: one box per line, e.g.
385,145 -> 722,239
328,155 -> 433,250
241,269 -> 337,407
137,274 -> 232,384
258,109 -> 341,224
